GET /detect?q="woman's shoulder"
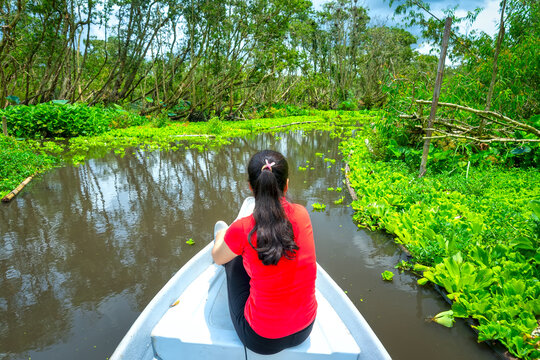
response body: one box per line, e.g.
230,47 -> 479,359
287,201 -> 310,220
229,214 -> 254,230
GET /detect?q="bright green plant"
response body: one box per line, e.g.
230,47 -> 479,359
312,203 -> 326,211
381,271 -> 394,281
341,122 -> 540,359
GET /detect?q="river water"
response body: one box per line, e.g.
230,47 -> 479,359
0,131 -> 497,359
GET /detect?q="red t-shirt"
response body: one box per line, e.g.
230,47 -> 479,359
224,198 -> 317,339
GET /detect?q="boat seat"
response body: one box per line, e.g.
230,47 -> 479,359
151,264 -> 361,360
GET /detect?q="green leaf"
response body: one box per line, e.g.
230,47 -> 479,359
381,270 -> 394,281
145,97 -> 154,103
51,99 -> 69,105
451,302 -> 468,317
432,310 -> 455,328
417,277 -> 429,285
529,199 -> 540,220
186,238 -> 195,245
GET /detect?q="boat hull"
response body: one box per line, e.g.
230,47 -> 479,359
110,198 -> 391,360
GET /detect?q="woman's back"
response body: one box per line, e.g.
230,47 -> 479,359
224,198 -> 317,339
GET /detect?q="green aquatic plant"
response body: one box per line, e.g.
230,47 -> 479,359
312,203 -> 326,211
334,197 -> 345,205
186,238 -> 195,245
432,310 -> 455,328
381,271 -> 394,281
341,125 -> 540,359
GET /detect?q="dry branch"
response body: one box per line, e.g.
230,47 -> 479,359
423,130 -> 540,143
415,99 -> 540,136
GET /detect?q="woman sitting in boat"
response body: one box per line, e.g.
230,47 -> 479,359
212,150 -> 318,355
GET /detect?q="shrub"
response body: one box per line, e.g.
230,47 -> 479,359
0,102 -> 147,139
337,100 -> 357,111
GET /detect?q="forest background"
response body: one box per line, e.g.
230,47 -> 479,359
1,0 -> 537,121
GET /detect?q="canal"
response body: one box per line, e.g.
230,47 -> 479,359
0,131 -> 496,359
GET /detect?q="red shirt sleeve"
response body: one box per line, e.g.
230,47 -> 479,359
224,218 -> 247,255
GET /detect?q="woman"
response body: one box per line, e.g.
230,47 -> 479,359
212,150 -> 317,355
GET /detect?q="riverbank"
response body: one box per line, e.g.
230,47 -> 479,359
340,122 -> 539,360
0,110 -> 371,199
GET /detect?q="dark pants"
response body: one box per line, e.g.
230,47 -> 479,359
223,256 -> 314,355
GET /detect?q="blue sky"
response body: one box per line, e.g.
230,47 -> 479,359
312,0 -> 502,55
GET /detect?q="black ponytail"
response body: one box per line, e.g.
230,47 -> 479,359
247,150 -> 298,265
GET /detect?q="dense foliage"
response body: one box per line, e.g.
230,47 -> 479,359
0,102 -> 147,138
341,119 -> 539,359
386,0 -> 539,119
0,135 -> 58,198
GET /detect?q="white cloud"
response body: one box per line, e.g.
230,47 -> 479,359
470,0 -> 499,36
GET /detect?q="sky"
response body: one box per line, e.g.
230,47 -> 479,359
312,0 -> 502,55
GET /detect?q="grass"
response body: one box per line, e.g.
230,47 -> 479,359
0,135 -> 58,198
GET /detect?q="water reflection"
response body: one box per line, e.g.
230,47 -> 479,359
0,131 -> 496,360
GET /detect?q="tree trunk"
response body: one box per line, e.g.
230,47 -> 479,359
418,17 -> 452,178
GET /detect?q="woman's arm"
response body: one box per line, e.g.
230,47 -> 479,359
212,228 -> 238,265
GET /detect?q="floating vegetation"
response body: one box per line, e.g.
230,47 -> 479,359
186,238 -> 195,245
312,203 -> 326,211
342,121 -> 540,359
334,197 -> 345,205
432,310 -> 455,328
1,110 -> 375,201
381,271 -> 394,281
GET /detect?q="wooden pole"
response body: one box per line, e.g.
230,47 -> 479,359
2,175 -> 33,202
2,116 -> 7,136
418,17 -> 452,178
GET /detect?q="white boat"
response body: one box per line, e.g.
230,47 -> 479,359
110,197 -> 391,360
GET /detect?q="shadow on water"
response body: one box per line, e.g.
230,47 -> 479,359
0,131 -> 497,360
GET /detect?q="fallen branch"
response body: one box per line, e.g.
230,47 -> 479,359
262,120 -> 320,130
423,131 -> 540,143
171,134 -> 215,138
415,100 -> 540,136
2,175 -> 34,202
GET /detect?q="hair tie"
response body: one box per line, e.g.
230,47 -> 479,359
261,159 -> 276,172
